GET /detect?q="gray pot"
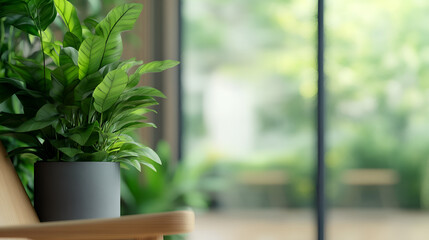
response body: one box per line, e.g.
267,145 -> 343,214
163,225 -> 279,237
34,161 -> 120,222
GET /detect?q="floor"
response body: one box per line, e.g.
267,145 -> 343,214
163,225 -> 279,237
188,209 -> 429,240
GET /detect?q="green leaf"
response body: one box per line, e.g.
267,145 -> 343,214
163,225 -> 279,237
116,158 -> 141,172
136,60 -> 180,74
34,0 -> 58,31
78,35 -> 104,79
67,123 -> 96,145
141,162 -> 157,172
10,58 -> 51,92
126,60 -> 179,88
35,103 -> 58,121
58,147 -> 83,157
59,47 -> 78,66
138,146 -> 162,165
0,0 -> 57,35
42,41 -> 61,65
122,87 -> 166,100
50,63 -> 79,103
115,122 -> 155,133
93,69 -> 128,113
0,113 -> 30,128
53,0 -> 82,40
0,78 -> 23,104
83,17 -> 99,33
63,31 -> 81,49
0,130 -> 41,146
95,3 -> 143,67
118,58 -> 143,72
73,151 -> 107,162
99,61 -> 121,77
74,71 -> 103,101
0,1 -> 39,35
15,117 -> 57,132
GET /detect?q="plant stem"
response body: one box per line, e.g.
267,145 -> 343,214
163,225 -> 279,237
39,30 -> 46,91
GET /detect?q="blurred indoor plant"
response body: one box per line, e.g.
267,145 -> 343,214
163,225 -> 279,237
0,0 -> 178,221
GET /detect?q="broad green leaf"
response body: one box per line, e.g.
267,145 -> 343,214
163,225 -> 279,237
95,3 -> 142,67
0,1 -> 39,35
0,0 -> 57,35
50,63 -> 79,103
54,0 -> 82,40
74,72 -> 103,101
63,31 -> 81,49
34,0 -> 58,31
141,162 -> 157,172
41,27 -> 54,42
0,130 -> 41,146
35,103 -> 58,121
93,69 -> 128,113
99,61 -> 121,77
100,34 -> 123,68
72,151 -> 107,162
116,158 -> 141,172
59,47 -> 78,66
119,142 -> 142,152
15,117 -> 57,132
0,78 -> 23,104
0,113 -> 29,128
58,147 -> 83,157
7,147 -> 43,159
68,123 -> 96,145
10,58 -> 51,92
83,17 -> 99,33
78,35 -> 104,79
127,72 -> 141,88
139,146 -> 162,165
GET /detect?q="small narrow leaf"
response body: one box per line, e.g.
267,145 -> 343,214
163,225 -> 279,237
137,60 -> 179,74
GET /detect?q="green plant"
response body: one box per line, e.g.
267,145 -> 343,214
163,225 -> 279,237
0,0 -> 178,171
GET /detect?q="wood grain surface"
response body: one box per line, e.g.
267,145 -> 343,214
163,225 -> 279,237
0,142 -> 39,226
0,211 -> 194,239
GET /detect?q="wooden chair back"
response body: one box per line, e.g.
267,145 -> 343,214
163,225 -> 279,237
0,141 -> 39,226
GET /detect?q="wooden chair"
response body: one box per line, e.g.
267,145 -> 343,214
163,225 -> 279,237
0,142 -> 194,239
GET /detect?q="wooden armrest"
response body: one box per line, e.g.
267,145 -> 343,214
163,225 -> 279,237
0,210 -> 194,240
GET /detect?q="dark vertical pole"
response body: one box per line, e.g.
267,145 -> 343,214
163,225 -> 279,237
177,0 -> 183,161
316,0 -> 325,239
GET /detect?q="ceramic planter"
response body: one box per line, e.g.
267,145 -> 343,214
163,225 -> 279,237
34,162 -> 120,222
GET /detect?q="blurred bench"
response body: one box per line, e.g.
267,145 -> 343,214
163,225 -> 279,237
232,170 -> 289,207
342,168 -> 399,207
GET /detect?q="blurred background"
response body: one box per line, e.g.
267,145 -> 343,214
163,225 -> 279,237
4,0 -> 429,239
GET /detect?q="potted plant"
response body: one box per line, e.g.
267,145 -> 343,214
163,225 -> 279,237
0,0 -> 178,221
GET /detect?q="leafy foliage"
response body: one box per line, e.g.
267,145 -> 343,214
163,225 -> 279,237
0,0 -> 179,171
